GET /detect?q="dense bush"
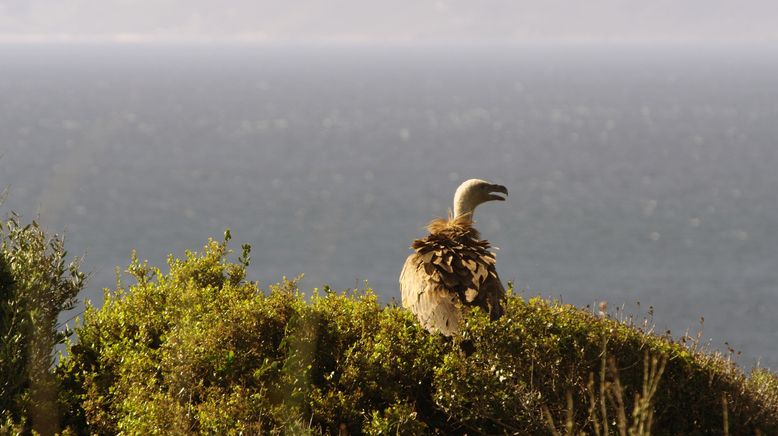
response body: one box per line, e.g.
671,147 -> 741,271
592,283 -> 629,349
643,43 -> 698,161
57,234 -> 778,435
0,214 -> 85,434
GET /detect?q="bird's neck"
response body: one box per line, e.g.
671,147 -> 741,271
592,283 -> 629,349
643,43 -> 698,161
453,198 -> 476,219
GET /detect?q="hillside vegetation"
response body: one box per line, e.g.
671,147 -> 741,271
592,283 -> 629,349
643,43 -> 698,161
2,220 -> 777,434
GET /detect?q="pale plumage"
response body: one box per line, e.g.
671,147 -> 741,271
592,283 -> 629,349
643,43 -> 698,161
400,179 -> 508,335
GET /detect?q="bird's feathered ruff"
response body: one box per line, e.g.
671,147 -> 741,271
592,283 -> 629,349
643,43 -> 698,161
400,213 -> 505,335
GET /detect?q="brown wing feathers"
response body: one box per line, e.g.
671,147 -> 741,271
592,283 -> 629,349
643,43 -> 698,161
400,216 -> 505,335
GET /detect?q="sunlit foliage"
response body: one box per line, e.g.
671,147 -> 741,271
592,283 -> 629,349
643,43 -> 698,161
1,214 -> 85,434
55,234 -> 777,434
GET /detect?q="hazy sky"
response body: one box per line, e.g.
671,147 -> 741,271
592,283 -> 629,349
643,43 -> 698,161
0,0 -> 776,44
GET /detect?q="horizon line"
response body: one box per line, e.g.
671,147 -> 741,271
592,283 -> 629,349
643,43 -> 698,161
1,33 -> 778,47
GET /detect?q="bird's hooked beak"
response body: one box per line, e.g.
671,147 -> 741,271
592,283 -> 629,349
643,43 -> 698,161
487,184 -> 509,202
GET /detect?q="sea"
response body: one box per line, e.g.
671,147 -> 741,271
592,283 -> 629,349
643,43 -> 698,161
1,43 -> 776,368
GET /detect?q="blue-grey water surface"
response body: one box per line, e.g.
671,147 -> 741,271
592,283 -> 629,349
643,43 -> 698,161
1,44 -> 777,367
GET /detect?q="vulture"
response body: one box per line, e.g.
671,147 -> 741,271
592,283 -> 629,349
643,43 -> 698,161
400,179 -> 508,335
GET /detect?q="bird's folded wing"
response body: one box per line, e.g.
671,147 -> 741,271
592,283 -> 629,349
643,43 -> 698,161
400,253 -> 463,335
401,230 -> 505,333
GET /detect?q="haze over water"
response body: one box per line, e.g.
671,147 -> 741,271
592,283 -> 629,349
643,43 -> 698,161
1,44 -> 777,368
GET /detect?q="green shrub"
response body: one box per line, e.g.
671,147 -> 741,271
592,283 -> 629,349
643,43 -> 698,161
58,235 -> 778,434
0,214 -> 85,434
59,236 -> 448,434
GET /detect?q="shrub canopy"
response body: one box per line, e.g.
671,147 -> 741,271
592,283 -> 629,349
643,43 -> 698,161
1,215 -> 85,434
57,235 -> 778,435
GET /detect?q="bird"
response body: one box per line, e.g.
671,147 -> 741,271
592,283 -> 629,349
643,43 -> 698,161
400,179 -> 508,335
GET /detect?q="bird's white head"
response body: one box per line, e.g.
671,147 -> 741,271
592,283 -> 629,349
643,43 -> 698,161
452,178 -> 508,219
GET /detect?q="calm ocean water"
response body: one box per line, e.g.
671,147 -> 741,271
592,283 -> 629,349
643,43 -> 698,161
1,44 -> 777,367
